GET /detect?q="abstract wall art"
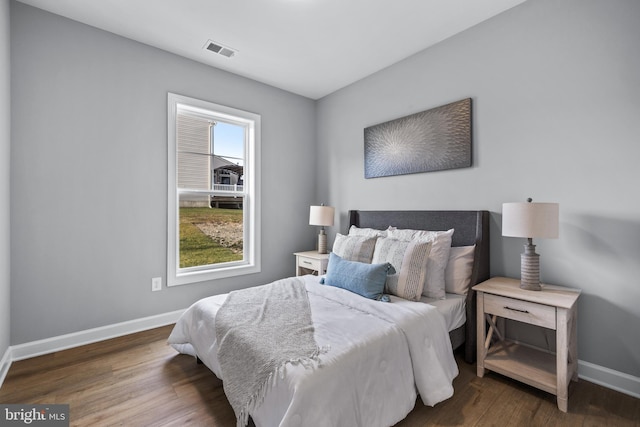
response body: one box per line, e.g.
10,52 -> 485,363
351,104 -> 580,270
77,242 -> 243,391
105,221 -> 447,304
364,98 -> 472,179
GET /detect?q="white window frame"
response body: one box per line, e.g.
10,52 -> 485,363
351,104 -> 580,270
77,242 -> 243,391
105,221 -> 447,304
167,93 -> 261,286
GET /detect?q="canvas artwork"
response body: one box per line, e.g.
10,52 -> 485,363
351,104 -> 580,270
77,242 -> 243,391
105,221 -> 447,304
364,98 -> 472,179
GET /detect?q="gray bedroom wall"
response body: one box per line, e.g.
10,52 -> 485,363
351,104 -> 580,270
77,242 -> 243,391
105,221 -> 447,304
10,3 -> 317,344
0,0 -> 10,360
317,0 -> 640,378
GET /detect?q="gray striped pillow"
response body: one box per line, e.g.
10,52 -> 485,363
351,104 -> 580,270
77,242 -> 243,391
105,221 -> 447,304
332,233 -> 377,263
387,228 -> 454,300
371,237 -> 433,301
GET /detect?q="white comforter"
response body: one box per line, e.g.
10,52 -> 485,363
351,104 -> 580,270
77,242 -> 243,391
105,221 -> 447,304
168,275 -> 458,427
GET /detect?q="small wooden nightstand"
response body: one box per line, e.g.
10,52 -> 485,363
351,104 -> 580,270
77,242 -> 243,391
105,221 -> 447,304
294,251 -> 329,276
473,277 -> 581,412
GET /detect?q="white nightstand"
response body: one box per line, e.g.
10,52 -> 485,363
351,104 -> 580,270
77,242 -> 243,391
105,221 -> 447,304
294,251 -> 329,276
473,277 -> 581,412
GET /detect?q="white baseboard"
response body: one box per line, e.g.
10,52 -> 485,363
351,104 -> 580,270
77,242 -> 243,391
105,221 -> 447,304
579,360 -> 640,399
10,309 -> 185,362
0,346 -> 11,387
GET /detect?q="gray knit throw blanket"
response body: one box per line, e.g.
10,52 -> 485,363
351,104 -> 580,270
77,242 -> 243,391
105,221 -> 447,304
215,278 -> 322,427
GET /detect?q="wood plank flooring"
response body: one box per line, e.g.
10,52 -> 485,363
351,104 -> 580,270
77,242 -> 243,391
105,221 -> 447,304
1,325 -> 638,426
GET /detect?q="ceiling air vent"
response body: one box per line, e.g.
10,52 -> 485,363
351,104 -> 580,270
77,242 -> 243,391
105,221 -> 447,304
204,40 -> 237,58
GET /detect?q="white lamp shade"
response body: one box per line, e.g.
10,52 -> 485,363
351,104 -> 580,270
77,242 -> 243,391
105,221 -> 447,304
502,202 -> 559,239
309,205 -> 335,227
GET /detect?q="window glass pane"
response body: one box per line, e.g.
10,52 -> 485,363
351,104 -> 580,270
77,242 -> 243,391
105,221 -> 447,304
178,193 -> 244,269
213,122 -> 245,167
175,109 -> 246,269
212,121 -> 245,193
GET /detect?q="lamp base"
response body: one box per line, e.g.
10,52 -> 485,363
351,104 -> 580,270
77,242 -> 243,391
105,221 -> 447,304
520,242 -> 541,291
318,229 -> 328,254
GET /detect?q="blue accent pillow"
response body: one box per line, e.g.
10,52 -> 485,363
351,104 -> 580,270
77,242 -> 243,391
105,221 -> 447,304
320,252 -> 395,301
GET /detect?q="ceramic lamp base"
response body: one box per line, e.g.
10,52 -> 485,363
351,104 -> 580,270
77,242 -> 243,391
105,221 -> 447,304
520,242 -> 541,291
318,229 -> 327,254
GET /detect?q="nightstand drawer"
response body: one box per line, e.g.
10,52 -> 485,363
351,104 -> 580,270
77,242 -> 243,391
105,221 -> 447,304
484,293 -> 556,329
298,256 -> 322,271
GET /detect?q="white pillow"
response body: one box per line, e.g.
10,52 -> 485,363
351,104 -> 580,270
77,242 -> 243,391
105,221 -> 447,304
332,233 -> 377,264
386,228 -> 454,300
348,225 -> 388,238
371,237 -> 432,301
445,245 -> 475,295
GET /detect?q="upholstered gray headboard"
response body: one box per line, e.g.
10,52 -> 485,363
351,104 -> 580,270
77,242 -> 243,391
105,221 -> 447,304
348,210 -> 490,363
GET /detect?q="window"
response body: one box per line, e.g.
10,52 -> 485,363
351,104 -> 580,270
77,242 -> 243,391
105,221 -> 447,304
167,93 -> 260,286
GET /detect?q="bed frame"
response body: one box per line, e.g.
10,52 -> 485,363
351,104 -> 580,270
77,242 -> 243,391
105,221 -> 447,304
348,210 -> 490,363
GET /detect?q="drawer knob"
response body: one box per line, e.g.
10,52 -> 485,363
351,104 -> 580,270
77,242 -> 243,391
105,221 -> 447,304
504,306 -> 529,314
302,261 -> 312,265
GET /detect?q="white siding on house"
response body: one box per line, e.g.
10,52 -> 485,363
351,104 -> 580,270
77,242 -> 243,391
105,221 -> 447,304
176,112 -> 211,191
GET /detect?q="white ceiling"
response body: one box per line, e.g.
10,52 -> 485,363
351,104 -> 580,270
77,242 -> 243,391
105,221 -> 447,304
17,0 -> 526,100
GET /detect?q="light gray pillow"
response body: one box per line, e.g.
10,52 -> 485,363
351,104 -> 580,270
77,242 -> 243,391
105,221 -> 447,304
332,233 -> 377,264
445,245 -> 475,295
348,225 -> 388,238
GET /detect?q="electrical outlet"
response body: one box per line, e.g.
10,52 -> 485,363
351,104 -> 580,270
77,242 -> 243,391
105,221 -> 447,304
151,277 -> 162,292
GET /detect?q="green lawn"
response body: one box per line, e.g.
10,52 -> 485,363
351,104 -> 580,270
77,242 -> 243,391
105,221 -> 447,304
179,207 -> 243,268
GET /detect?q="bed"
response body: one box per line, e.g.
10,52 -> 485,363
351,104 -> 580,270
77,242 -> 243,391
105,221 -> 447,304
168,209 -> 490,427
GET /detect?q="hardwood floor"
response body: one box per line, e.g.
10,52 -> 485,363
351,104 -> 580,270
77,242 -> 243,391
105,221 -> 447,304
1,325 -> 638,426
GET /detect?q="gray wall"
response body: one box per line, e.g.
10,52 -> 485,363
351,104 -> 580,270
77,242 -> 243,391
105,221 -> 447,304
317,0 -> 640,377
0,0 -> 10,359
10,3 -> 317,344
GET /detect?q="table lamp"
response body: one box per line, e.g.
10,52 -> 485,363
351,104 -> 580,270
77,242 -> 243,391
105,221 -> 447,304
502,198 -> 559,290
309,205 -> 335,254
